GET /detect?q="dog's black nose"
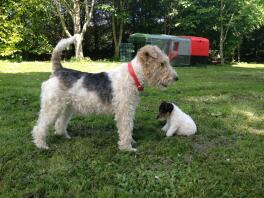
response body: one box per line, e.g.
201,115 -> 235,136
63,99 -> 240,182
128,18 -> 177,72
174,76 -> 179,81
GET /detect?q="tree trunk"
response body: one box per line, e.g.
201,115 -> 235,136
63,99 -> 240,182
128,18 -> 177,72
114,45 -> 120,58
75,34 -> 84,58
220,24 -> 224,64
219,0 -> 225,64
55,0 -> 95,59
112,15 -> 118,58
112,0 -> 126,59
237,43 -> 240,62
73,0 -> 84,58
112,15 -> 123,59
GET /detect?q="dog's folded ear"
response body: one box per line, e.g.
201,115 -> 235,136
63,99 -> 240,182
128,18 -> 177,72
166,103 -> 174,113
139,45 -> 158,60
145,49 -> 158,59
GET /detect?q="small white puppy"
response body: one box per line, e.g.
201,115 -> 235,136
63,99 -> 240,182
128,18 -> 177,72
157,101 -> 197,137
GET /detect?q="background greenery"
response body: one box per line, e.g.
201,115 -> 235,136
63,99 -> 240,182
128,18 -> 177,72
0,61 -> 264,197
0,0 -> 264,62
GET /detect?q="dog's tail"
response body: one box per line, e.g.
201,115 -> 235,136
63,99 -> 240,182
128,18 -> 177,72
51,35 -> 77,71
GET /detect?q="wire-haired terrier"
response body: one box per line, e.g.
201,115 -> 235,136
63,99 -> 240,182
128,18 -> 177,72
157,101 -> 197,137
32,35 -> 178,151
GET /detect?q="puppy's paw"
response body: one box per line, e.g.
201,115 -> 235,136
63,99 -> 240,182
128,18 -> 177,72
166,133 -> 174,137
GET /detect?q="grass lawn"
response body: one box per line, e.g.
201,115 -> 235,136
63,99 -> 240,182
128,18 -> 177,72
0,60 -> 264,197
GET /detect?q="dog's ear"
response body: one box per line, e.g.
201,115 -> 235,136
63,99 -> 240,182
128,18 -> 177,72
139,45 -> 158,60
161,101 -> 167,106
165,103 -> 174,113
159,101 -> 167,111
145,47 -> 158,59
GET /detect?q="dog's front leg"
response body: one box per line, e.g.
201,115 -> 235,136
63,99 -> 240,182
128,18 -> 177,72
115,108 -> 136,152
162,122 -> 170,132
166,125 -> 178,137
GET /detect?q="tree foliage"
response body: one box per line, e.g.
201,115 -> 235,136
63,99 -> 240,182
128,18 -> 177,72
54,0 -> 95,58
0,0 -> 263,62
0,0 -> 60,58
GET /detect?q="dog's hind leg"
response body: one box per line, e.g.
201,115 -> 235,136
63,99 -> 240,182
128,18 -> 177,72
54,106 -> 72,139
32,104 -> 61,149
32,79 -> 64,149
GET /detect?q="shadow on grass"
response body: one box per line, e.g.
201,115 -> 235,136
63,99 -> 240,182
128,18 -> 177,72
1,69 -> 264,196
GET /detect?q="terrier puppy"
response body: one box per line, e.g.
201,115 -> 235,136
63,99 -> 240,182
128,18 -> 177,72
157,101 -> 197,137
32,35 -> 179,151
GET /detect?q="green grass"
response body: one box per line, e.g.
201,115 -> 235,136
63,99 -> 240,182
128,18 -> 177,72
0,60 -> 264,197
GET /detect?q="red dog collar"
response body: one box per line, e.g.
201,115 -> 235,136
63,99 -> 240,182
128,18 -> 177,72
128,62 -> 144,92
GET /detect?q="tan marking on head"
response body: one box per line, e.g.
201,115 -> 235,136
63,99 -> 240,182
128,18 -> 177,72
157,112 -> 171,120
137,45 -> 178,88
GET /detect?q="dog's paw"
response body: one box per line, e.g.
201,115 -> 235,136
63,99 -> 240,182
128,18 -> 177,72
123,147 -> 137,152
166,133 -> 174,137
33,139 -> 49,149
64,131 -> 71,139
131,138 -> 137,145
118,144 -> 137,152
55,130 -> 71,139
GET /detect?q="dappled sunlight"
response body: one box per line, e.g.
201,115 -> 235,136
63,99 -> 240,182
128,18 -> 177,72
232,62 -> 264,69
233,108 -> 264,122
248,128 -> 264,135
0,60 -> 119,73
232,108 -> 264,135
186,94 -> 229,103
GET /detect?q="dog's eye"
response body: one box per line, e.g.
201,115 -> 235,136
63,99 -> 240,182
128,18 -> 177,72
160,62 -> 165,67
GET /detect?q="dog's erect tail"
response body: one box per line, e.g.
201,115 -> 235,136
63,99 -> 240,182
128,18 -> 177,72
51,35 -> 77,71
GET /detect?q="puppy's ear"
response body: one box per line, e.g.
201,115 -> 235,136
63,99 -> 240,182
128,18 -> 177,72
165,103 -> 174,113
161,101 -> 167,105
159,101 -> 167,111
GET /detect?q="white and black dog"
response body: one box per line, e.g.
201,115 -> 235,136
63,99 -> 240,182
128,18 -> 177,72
157,101 -> 197,137
32,35 -> 178,151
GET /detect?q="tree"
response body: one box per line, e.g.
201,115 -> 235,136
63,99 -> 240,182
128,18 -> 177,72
98,0 -> 128,59
0,0 -> 57,58
232,0 -> 264,62
0,1 -> 23,56
219,0 -> 235,64
54,0 -> 95,58
168,0 -> 264,64
111,0 -> 128,58
161,0 -> 193,35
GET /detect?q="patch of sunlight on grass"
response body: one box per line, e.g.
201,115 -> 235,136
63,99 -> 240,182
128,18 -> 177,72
248,128 -> 264,135
234,109 -> 264,122
186,95 -> 229,103
233,108 -> 264,135
232,62 -> 264,68
0,60 -> 119,73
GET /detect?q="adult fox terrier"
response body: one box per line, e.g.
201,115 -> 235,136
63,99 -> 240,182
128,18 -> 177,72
32,35 -> 178,151
157,102 -> 197,137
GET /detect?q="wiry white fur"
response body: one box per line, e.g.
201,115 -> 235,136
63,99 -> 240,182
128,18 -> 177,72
32,36 -> 177,151
32,58 -> 142,151
162,103 -> 197,137
54,35 -> 77,53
